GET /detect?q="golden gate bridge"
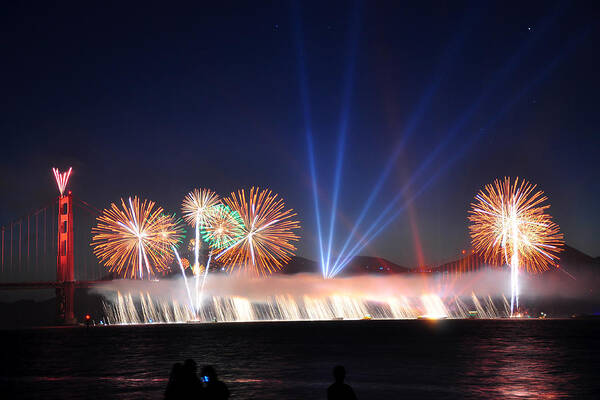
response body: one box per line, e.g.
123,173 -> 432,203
0,168 -> 108,325
0,169 -> 529,326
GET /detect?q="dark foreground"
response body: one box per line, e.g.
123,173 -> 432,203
1,320 -> 599,399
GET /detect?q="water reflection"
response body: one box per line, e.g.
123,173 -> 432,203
2,321 -> 598,399
461,326 -> 577,399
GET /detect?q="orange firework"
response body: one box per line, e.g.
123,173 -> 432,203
468,177 -> 563,273
215,187 -> 300,275
91,196 -> 185,279
181,257 -> 190,269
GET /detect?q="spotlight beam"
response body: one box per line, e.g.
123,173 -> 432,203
330,9 -> 565,276
291,1 -> 326,276
329,10 -> 476,274
307,134 -> 326,276
323,1 -> 361,277
329,26 -> 585,277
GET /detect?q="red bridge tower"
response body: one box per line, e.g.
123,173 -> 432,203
53,168 -> 76,324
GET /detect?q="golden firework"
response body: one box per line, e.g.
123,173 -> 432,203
181,188 -> 220,226
181,257 -> 190,270
91,196 -> 184,279
468,177 -> 563,273
216,187 -> 300,275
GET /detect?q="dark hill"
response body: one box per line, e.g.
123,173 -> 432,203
556,245 -> 600,276
428,244 -> 598,276
277,246 -> 600,277
279,255 -> 408,275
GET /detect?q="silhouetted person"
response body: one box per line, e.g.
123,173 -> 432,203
165,363 -> 184,399
181,359 -> 203,398
201,365 -> 229,400
327,365 -> 357,400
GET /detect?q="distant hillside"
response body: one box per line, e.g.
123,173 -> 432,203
420,244 -> 600,300
279,255 -> 408,275
556,245 -> 600,276
542,245 -> 600,295
278,256 -> 318,274
280,245 -> 598,278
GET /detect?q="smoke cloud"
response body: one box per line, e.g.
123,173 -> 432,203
91,267 -> 597,303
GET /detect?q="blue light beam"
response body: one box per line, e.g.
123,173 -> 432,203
330,6 -> 563,276
291,1 -> 326,275
329,27 -> 588,276
323,1 -> 361,277
329,8 -> 477,276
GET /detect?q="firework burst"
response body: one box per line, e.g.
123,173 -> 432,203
180,188 -> 222,313
181,188 -> 220,272
92,196 -> 185,279
215,187 -> 300,275
181,188 -> 220,226
468,177 -> 563,314
181,257 -> 190,270
201,204 -> 245,250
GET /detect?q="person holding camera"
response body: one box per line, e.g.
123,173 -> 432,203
200,365 -> 230,400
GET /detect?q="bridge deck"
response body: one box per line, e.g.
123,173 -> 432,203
0,281 -> 102,290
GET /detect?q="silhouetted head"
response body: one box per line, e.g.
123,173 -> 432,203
170,362 -> 183,381
183,359 -> 197,374
201,365 -> 217,381
333,365 -> 346,382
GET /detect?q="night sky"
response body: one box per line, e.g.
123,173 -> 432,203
1,1 -> 598,268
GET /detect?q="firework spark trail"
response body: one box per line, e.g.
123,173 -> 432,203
91,196 -> 184,279
198,204 -> 245,304
469,178 -> 563,315
172,246 -> 195,312
52,167 -> 72,196
182,188 -> 220,310
199,253 -> 212,301
215,188 -> 300,275
194,215 -> 200,296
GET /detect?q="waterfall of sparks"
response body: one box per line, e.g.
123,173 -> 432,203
101,292 -> 510,324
